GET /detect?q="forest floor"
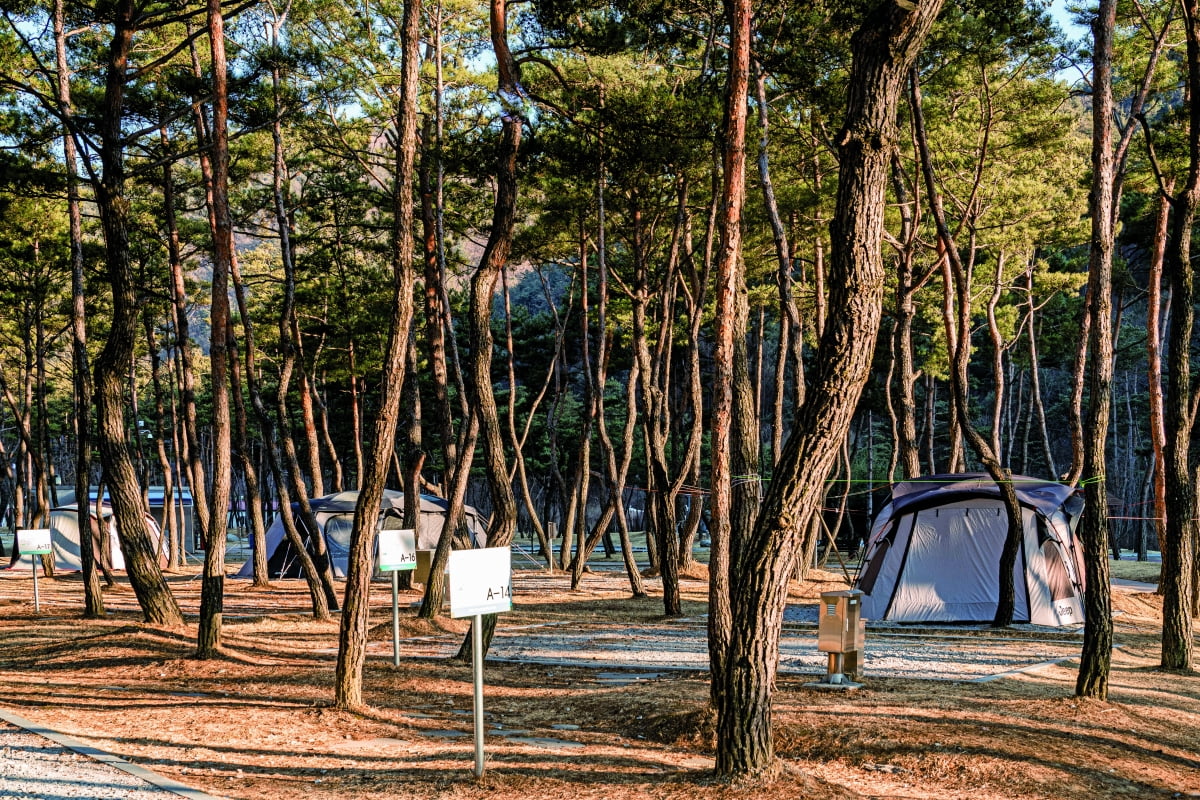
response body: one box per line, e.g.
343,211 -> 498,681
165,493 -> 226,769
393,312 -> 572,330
0,551 -> 1197,800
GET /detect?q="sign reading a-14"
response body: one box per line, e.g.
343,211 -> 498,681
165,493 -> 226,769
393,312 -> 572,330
448,547 -> 513,618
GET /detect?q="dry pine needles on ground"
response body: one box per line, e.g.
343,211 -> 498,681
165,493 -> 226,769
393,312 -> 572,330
0,566 -> 1197,800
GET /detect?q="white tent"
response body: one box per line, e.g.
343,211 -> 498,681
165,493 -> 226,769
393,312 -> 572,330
6,505 -> 170,572
235,489 -> 488,579
854,474 -> 1086,626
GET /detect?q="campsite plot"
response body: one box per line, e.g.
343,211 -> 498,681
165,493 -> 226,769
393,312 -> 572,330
0,563 -> 1195,800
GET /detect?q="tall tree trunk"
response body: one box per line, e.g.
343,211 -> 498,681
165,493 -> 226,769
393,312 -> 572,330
183,33 -> 215,548
232,263 -> 330,619
753,60 -> 803,464
420,118 -> 458,488
223,30 -> 331,619
334,0 -> 421,708
1076,0 -> 1118,698
93,0 -> 183,627
1161,0 -> 1200,673
453,0 -> 522,663
258,33 -> 340,612
714,2 -> 944,776
56,0 -> 103,616
708,0 -> 753,698
197,0 -> 237,658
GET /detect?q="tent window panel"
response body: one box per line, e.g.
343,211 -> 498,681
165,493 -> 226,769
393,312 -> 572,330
1040,540 -> 1077,601
324,514 -> 355,557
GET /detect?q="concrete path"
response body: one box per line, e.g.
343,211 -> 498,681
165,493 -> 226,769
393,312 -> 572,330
0,710 -> 224,800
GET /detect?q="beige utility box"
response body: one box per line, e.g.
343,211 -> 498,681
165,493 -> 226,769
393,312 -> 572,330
818,589 -> 866,654
413,550 -> 436,584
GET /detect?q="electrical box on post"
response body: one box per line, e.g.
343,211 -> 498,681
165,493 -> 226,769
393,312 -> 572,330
818,589 -> 865,654
808,588 -> 866,690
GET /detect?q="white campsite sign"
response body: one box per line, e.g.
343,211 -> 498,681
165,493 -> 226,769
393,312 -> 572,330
19,529 -> 52,555
447,546 -> 513,778
20,528 -> 52,614
448,547 -> 512,618
377,528 -> 417,571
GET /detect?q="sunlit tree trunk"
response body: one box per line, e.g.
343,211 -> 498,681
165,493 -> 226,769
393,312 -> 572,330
1075,0 -> 1118,698
335,0 -> 421,708
197,0 -> 237,658
1161,0 -> 1200,673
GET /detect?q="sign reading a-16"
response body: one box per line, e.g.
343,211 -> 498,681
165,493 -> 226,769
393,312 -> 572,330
377,528 -> 417,572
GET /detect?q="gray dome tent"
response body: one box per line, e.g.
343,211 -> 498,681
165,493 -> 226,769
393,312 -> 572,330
6,505 -> 170,572
235,489 -> 488,579
854,474 -> 1086,626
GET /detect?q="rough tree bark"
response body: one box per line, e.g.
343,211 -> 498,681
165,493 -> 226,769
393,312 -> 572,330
92,0 -> 183,627
713,1 -> 944,776
453,0 -> 522,662
55,0 -> 103,616
1076,0 -> 1118,698
1161,0 -> 1200,673
196,0 -> 237,659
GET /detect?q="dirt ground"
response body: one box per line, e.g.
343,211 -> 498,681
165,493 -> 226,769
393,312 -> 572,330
0,561 -> 1197,800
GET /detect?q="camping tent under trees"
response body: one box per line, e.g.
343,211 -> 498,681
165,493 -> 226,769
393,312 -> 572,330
5,505 -> 170,573
235,490 -> 488,579
854,474 -> 1087,626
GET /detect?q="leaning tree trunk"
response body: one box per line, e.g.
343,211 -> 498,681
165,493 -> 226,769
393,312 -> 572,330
713,0 -> 944,777
93,0 -> 183,627
334,0 -> 421,709
913,67 -> 1025,626
453,0 -> 522,664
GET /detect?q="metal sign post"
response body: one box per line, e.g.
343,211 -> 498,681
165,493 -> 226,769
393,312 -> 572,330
18,529 -> 53,614
472,614 -> 485,776
448,547 -> 513,778
377,528 -> 417,667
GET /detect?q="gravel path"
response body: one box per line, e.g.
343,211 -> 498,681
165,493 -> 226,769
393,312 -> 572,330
0,715 -> 222,800
391,616 -> 1086,683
